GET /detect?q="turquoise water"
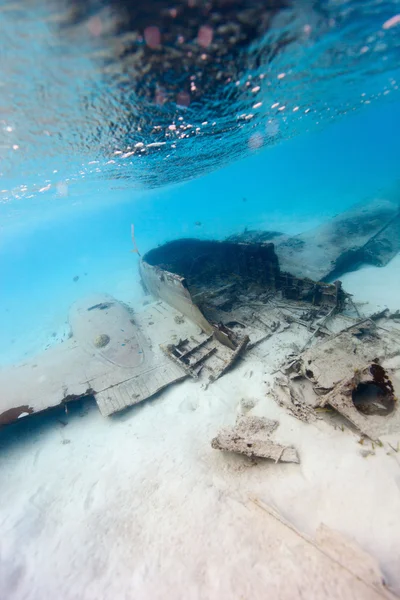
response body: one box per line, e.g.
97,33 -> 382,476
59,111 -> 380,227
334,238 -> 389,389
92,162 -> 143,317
1,100 -> 400,364
1,101 -> 400,360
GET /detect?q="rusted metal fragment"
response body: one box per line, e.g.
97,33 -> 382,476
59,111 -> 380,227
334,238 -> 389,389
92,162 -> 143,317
285,321 -> 393,390
319,363 -> 400,440
273,315 -> 400,439
277,274 -> 345,310
139,259 -> 214,336
0,405 -> 34,426
271,378 -> 318,424
161,336 -> 216,380
209,334 -> 249,382
211,415 -> 300,463
161,332 -> 249,383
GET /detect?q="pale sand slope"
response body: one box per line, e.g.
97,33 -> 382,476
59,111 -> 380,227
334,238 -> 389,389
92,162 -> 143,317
1,259 -> 400,600
340,253 -> 400,313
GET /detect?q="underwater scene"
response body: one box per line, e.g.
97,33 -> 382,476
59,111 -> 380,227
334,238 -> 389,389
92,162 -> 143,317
1,1 -> 400,598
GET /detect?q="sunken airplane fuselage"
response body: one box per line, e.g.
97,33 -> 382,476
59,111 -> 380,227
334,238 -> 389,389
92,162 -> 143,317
139,238 -> 345,341
139,238 -> 348,382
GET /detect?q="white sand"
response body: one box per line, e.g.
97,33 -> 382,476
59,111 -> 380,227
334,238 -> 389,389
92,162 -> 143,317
340,254 -> 400,314
1,260 -> 400,599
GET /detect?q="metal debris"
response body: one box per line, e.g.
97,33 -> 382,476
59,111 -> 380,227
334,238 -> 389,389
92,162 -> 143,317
272,312 -> 400,439
319,363 -> 399,440
271,378 -> 318,424
161,331 -> 249,382
211,415 -> 300,463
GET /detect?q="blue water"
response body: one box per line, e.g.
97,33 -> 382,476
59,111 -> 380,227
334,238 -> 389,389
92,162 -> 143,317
1,99 -> 400,363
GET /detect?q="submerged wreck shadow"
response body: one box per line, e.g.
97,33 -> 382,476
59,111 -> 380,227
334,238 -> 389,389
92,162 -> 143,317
0,396 -> 97,452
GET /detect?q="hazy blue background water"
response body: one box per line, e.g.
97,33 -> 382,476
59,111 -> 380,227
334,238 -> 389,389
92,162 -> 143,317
1,98 -> 399,364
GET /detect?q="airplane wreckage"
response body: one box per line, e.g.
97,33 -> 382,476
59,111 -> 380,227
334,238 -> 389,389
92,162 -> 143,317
1,199 -> 400,448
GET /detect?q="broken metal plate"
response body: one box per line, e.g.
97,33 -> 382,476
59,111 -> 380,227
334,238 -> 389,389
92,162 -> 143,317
288,319 -> 398,389
139,258 -> 214,336
0,294 -> 187,425
273,316 -> 400,439
212,415 -> 300,463
319,363 -> 400,440
161,333 -> 249,382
